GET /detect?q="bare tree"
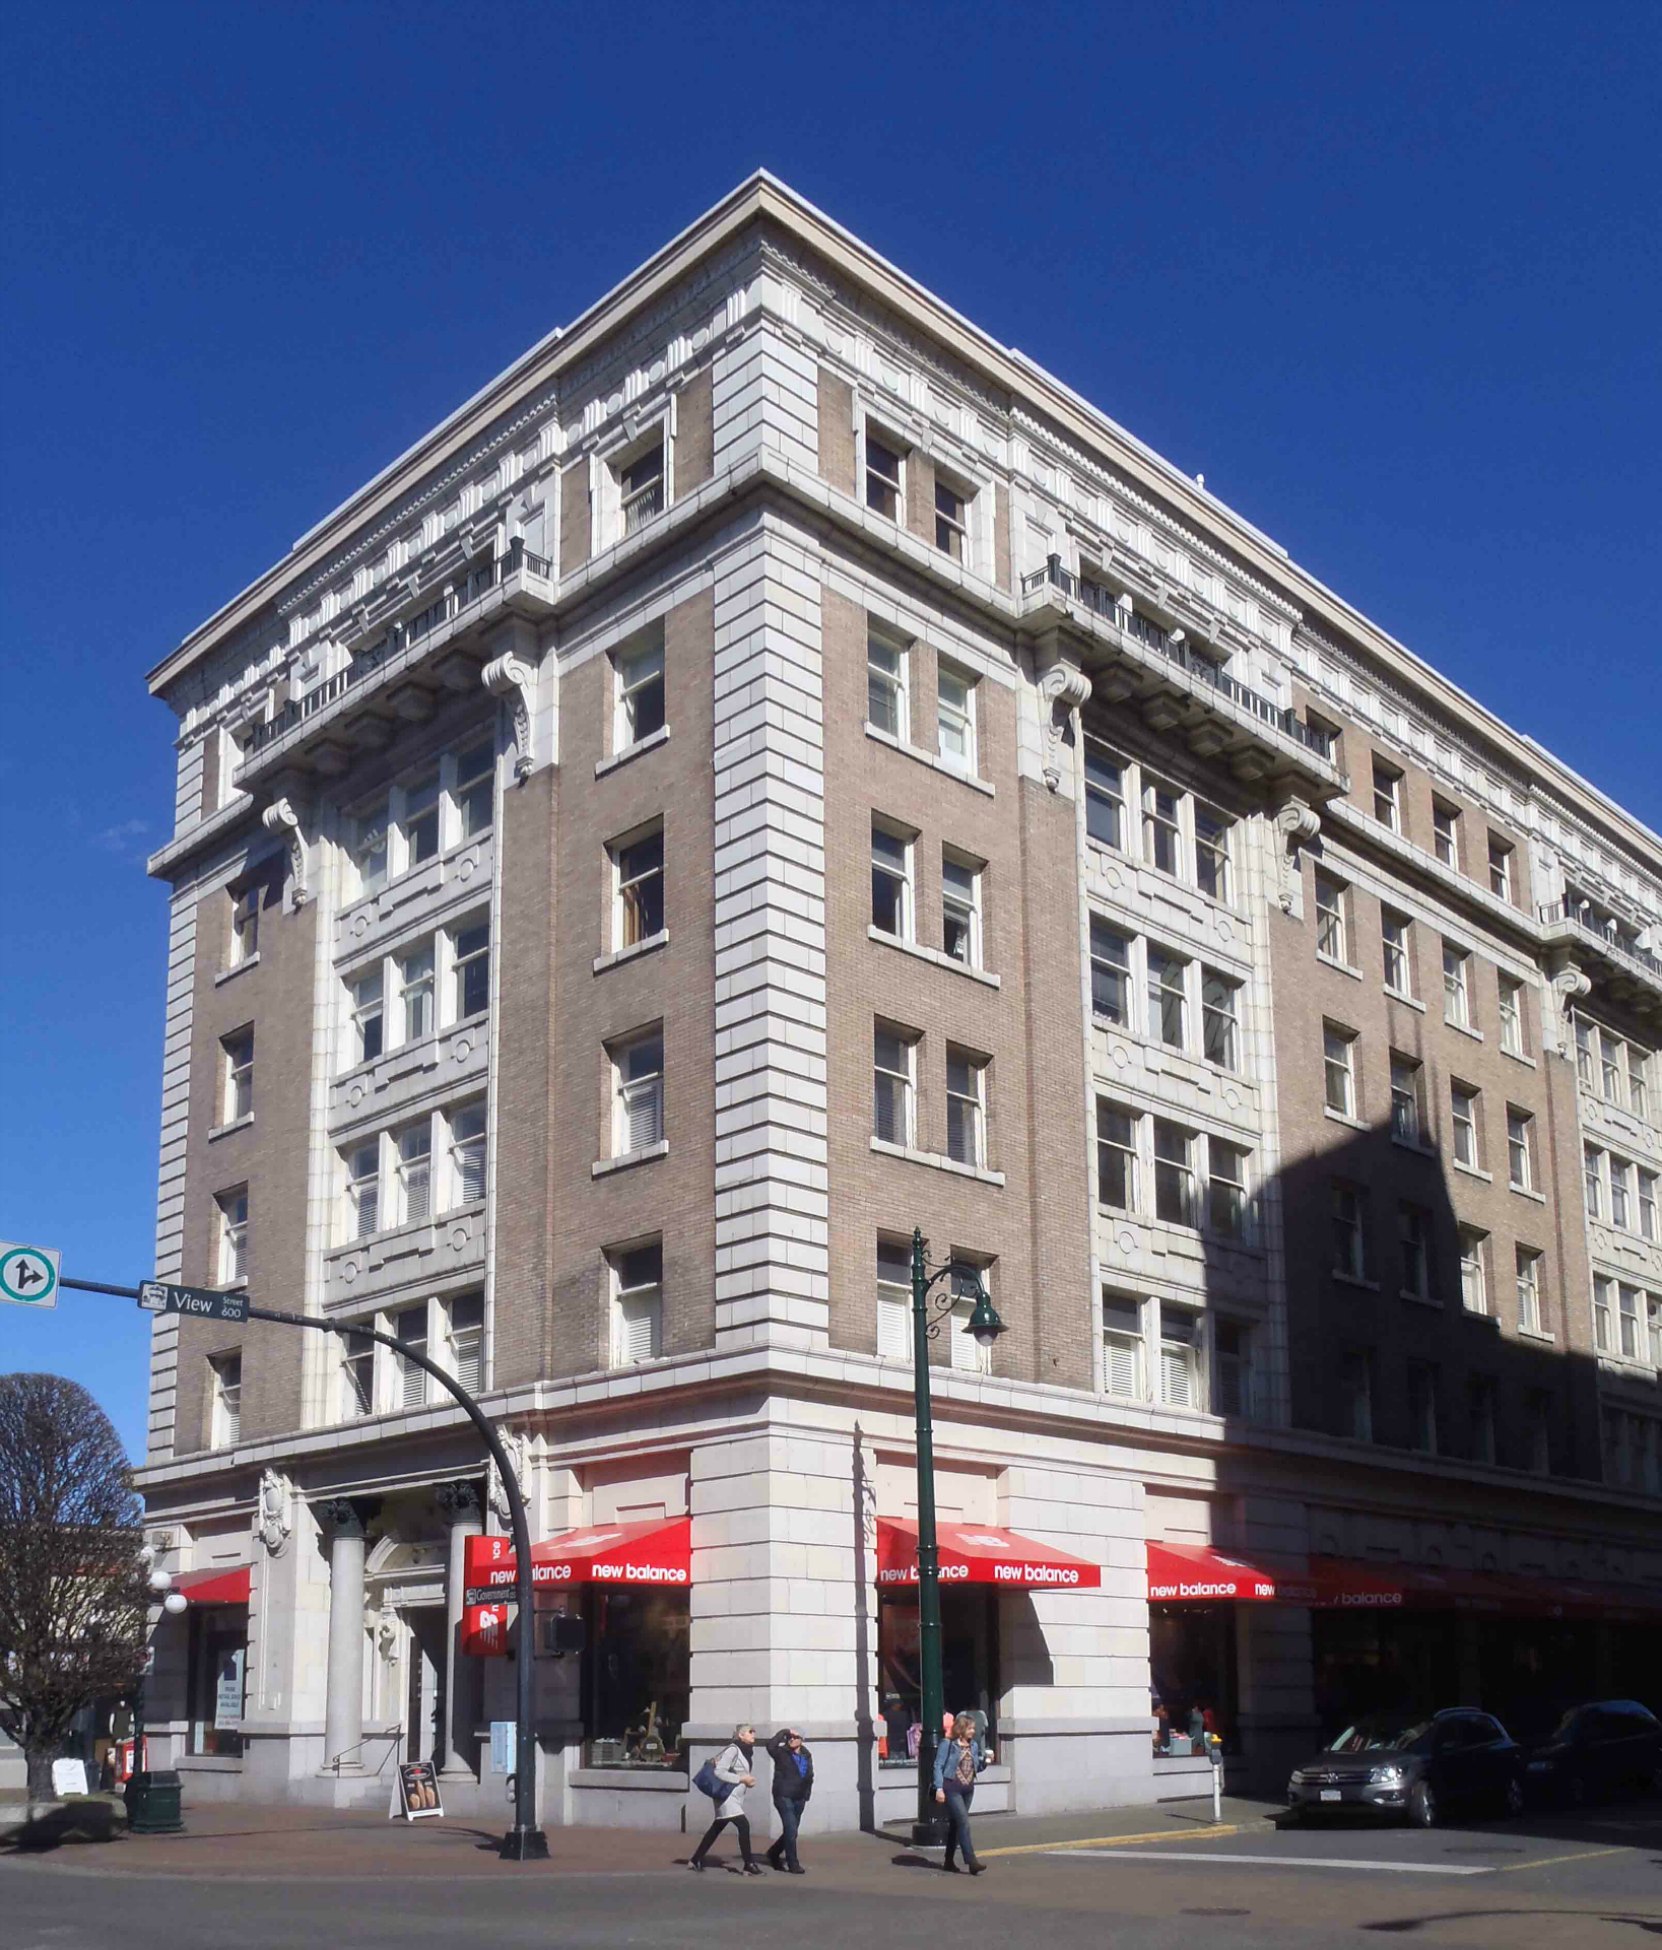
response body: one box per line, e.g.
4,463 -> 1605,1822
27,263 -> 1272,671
0,1374 -> 148,1801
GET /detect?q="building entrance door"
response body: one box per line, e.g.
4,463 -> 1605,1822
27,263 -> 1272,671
403,1608 -> 448,1767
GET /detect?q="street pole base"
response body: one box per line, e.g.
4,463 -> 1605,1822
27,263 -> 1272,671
911,1813 -> 949,1848
499,1826 -> 550,1861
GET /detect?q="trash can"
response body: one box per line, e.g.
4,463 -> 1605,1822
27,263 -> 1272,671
125,1771 -> 184,1834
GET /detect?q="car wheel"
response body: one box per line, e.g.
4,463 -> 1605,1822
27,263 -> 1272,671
1408,1781 -> 1439,1828
1502,1776 -> 1524,1818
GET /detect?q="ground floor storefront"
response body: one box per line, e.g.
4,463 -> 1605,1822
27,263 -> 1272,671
135,1384 -> 1662,1826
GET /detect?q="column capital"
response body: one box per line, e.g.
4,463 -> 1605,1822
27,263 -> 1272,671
435,1479 -> 482,1523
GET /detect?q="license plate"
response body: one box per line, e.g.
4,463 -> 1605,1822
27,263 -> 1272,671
1319,1789 -> 1341,1802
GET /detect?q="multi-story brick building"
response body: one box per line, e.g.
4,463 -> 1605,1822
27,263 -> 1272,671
136,174 -> 1662,1827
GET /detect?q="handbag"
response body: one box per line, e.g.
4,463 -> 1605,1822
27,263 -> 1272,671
693,1757 -> 724,1800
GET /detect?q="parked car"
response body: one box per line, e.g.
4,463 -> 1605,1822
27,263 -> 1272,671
1523,1700 -> 1662,1805
1286,1708 -> 1524,1827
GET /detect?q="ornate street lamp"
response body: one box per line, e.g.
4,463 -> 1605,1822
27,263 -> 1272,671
906,1226 -> 1005,1846
126,1547 -> 188,1833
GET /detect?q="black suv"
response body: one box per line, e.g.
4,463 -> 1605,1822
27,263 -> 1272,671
1287,1708 -> 1524,1827
1523,1700 -> 1662,1806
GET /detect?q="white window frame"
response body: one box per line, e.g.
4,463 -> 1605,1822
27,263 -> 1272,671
1090,916 -> 1132,1026
222,1028 -> 254,1125
945,1047 -> 986,1169
1205,1138 -> 1249,1241
1095,1100 -> 1138,1214
398,941 -> 435,1045
1193,803 -> 1233,904
613,634 -> 666,752
873,1023 -> 916,1148
935,660 -> 977,770
612,823 -> 665,950
933,471 -> 970,563
1101,1292 -> 1144,1400
1398,1203 -> 1433,1301
1141,777 -> 1183,878
210,1354 -> 242,1449
1390,1054 -> 1423,1145
1147,946 -> 1189,1052
399,766 -> 442,873
1610,1155 -> 1633,1231
1407,1362 -> 1438,1454
1152,1119 -> 1197,1228
1451,1082 -> 1480,1169
455,739 -> 496,843
1488,837 -> 1513,902
1212,1316 -> 1255,1419
1458,1227 -> 1488,1314
395,1302 -> 429,1408
1515,1247 -> 1543,1334
1201,969 -> 1240,1073
217,1188 -> 248,1285
449,1102 -> 487,1207
866,625 -> 909,740
1498,975 -> 1526,1056
610,1027 -> 665,1158
609,1240 -> 664,1367
349,965 -> 385,1067
338,1331 -> 375,1421
1507,1108 -> 1534,1192
1332,1183 -> 1368,1281
1442,942 -> 1472,1028
1382,909 -> 1414,997
1084,742 -> 1127,852
1432,799 -> 1460,869
1159,1303 -> 1202,1410
864,430 -> 905,522
1343,1351 -> 1374,1442
1315,872 -> 1348,963
1324,1023 -> 1356,1117
1372,758 -> 1402,832
344,1138 -> 381,1243
616,434 -> 666,539
350,797 -> 389,900
877,1240 -> 913,1362
870,818 -> 913,939
941,851 -> 982,968
395,1119 -> 433,1226
452,916 -> 490,1023
228,885 -> 259,968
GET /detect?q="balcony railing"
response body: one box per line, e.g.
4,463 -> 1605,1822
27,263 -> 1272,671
1539,902 -> 1662,984
1020,557 -> 1335,762
247,539 -> 551,756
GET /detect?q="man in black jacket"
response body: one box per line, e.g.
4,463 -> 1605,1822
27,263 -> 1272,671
763,1727 -> 814,1873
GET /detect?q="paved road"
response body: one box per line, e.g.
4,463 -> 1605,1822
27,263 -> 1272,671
4,1800 -> 1658,1948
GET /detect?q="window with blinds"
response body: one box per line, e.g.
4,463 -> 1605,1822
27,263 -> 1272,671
611,1029 -> 664,1155
450,1104 -> 487,1205
396,1304 -> 428,1408
610,1243 -> 662,1367
877,1239 -> 912,1361
1101,1293 -> 1143,1399
448,1293 -> 484,1394
1159,1305 -> 1201,1410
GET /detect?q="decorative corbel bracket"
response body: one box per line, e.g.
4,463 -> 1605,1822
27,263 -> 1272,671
1547,955 -> 1593,1055
253,1469 -> 295,1556
486,1430 -> 533,1529
483,652 -> 537,780
262,797 -> 311,906
1274,797 -> 1322,915
1037,656 -> 1093,792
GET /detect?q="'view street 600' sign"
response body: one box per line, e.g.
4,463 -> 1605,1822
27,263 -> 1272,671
138,1280 -> 248,1324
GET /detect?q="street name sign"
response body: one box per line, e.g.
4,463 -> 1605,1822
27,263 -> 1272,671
138,1280 -> 248,1325
0,1242 -> 60,1308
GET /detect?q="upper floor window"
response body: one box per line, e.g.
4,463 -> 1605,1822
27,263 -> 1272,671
228,884 -> 260,968
1147,947 -> 1189,1050
1142,779 -> 1182,877
870,819 -> 913,938
941,851 -> 983,968
216,1187 -> 248,1285
1389,1053 -> 1423,1145
221,1028 -> 254,1125
447,1293 -> 484,1394
1095,1101 -> 1137,1212
867,627 -> 908,739
456,741 -> 495,842
1101,1293 -> 1144,1399
1084,744 -> 1127,851
865,434 -> 903,521
1331,1183 -> 1369,1281
395,1120 -> 433,1224
1372,758 -> 1402,832
936,662 -> 976,769
945,1048 -> 987,1168
1458,1227 -> 1488,1314
210,1354 -> 242,1449
1640,1168 -> 1658,1242
339,1331 -> 374,1421
1398,1203 -> 1434,1301
1442,942 -> 1472,1028
1515,1247 -> 1544,1335
618,438 -> 665,537
346,1140 -> 380,1240
614,636 -> 666,750
934,477 -> 968,562
1324,1023 -> 1357,1117
1451,1082 -> 1481,1169
610,1026 -> 665,1156
1342,1350 -> 1374,1442
1159,1304 -> 1202,1409
454,920 -> 490,1021
873,1024 -> 916,1147
1207,1141 -> 1249,1240
347,743 -> 496,901
352,799 -> 390,897
1406,1361 -> 1438,1454
1498,974 -> 1527,1056
1214,1317 -> 1257,1419
1194,804 -> 1232,903
877,1238 -> 913,1361
1315,871 -> 1349,963
395,1304 -> 428,1408
1506,1107 -> 1535,1192
450,1103 -> 486,1204
1202,971 -> 1241,1073
613,824 -> 665,948
1090,917 -> 1132,1026
1152,1120 -> 1197,1226
398,942 -> 435,1043
609,1240 -> 663,1366
1381,909 -> 1414,997
1432,799 -> 1460,869
1487,837 -> 1513,903
1469,1375 -> 1497,1463
402,769 -> 441,867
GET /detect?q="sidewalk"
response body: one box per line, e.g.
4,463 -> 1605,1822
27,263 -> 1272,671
1,1792 -> 1280,1879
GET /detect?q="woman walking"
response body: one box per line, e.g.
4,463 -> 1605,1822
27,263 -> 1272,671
763,1725 -> 814,1873
932,1711 -> 993,1874
689,1725 -> 764,1874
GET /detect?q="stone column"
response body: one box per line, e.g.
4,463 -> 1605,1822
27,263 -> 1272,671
320,1500 -> 368,1774
436,1480 -> 483,1781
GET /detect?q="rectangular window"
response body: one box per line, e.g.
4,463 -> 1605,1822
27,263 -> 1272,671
453,919 -> 489,1020
948,1264 -> 993,1374
1084,745 -> 1126,850
1315,872 -> 1348,962
1515,1247 -> 1543,1334
941,852 -> 982,967
222,1029 -> 254,1125
456,740 -> 495,841
867,628 -> 907,738
614,638 -> 666,749
610,1241 -> 663,1365
1142,780 -> 1182,876
1213,1318 -> 1254,1419
1381,909 -> 1413,996
935,662 -> 976,768
449,1102 -> 486,1205
1451,1082 -> 1480,1168
1575,1017 -> 1596,1087
1202,970 -> 1240,1072
1618,1284 -> 1642,1360
402,770 -> 441,867
1442,943 -> 1471,1027
351,967 -> 384,1065
1398,1203 -> 1433,1300
346,1140 -> 380,1241
1458,1227 -> 1488,1314
1390,1054 -> 1423,1145
217,1188 -> 248,1285
1101,1293 -> 1144,1399
1372,758 -> 1402,832
870,820 -> 912,937
1611,1157 -> 1633,1230
1342,1351 -> 1373,1442
1487,837 -> 1513,902
1194,804 -> 1232,903
1159,1304 -> 1201,1409
1593,1276 -> 1613,1351
1096,1101 -> 1138,1212
1432,799 -> 1460,869
1628,1047 -> 1651,1122
398,943 -> 435,1044
1147,948 -> 1189,1050
1639,1169 -> 1658,1242
1506,1108 -> 1534,1191
945,1048 -> 986,1169
1206,1139 -> 1249,1240
394,1121 -> 432,1225
210,1354 -> 242,1449
877,1239 -> 912,1362
934,478 -> 969,561
396,1304 -> 428,1408
1469,1376 -> 1497,1464
1332,1182 -> 1368,1281
1324,1023 -> 1357,1117
865,435 -> 903,520
1406,1361 -> 1438,1453
1153,1120 -> 1196,1227
612,1028 -> 664,1155
352,799 -> 389,898
1525,1391 -> 1552,1475
1498,975 -> 1526,1056
614,826 -> 665,947
873,1024 -> 915,1147
619,440 -> 665,535
339,1334 -> 374,1421
228,885 -> 260,967
448,1293 -> 484,1395
1600,1029 -> 1622,1105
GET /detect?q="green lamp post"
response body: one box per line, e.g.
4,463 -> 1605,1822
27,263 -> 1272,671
907,1226 -> 1005,1846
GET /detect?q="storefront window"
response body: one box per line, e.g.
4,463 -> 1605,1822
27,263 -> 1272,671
876,1588 -> 1000,1766
187,1606 -> 247,1758
579,1587 -> 689,1769
1150,1604 -> 1237,1756
1312,1609 -> 1458,1742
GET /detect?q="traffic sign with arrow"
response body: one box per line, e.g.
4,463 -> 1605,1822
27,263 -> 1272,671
0,1242 -> 61,1308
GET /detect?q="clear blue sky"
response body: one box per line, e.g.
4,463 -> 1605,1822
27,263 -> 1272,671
2,1 -> 1658,1459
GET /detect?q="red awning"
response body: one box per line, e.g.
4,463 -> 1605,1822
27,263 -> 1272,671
877,1518 -> 1101,1590
173,1565 -> 252,1606
1147,1541 -> 1305,1604
464,1518 -> 690,1597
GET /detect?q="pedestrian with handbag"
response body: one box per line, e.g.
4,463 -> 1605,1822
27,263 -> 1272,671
689,1725 -> 764,1873
763,1725 -> 814,1873
932,1711 -> 993,1874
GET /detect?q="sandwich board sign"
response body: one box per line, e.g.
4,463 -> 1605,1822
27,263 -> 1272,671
393,1759 -> 443,1820
0,1243 -> 60,1309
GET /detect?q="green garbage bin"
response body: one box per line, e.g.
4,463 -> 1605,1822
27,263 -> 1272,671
125,1771 -> 184,1834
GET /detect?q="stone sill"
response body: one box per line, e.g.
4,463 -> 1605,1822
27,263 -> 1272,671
1391,1135 -> 1437,1159
214,955 -> 260,987
1315,953 -> 1365,983
1446,1017 -> 1484,1043
867,925 -> 1000,988
1332,1270 -> 1381,1294
1323,1108 -> 1370,1134
1452,1159 -> 1493,1184
593,931 -> 668,976
1399,1290 -> 1443,1310
1510,1183 -> 1547,1204
592,1141 -> 668,1179
864,722 -> 995,797
595,725 -> 671,778
1384,987 -> 1426,1014
208,1115 -> 255,1143
1518,1325 -> 1556,1345
1501,1045 -> 1537,1069
871,1135 -> 1005,1187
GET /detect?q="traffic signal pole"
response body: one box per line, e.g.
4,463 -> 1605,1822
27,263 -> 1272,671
61,1277 -> 549,1861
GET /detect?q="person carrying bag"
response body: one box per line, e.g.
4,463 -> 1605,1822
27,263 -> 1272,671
763,1726 -> 814,1874
931,1711 -> 993,1874
689,1724 -> 764,1873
